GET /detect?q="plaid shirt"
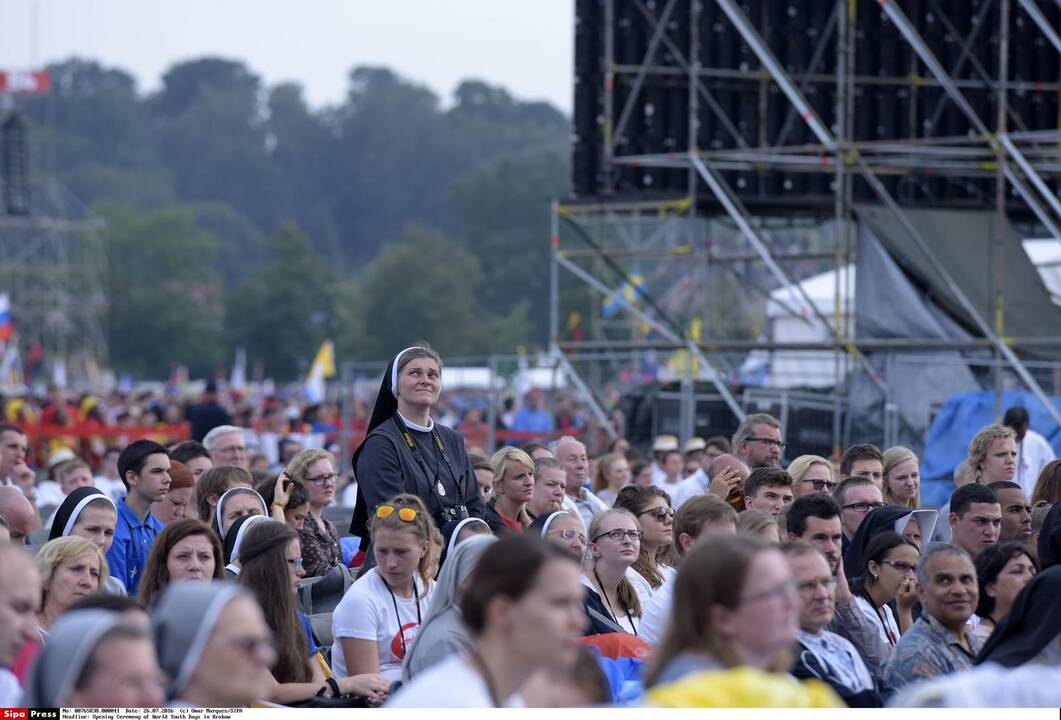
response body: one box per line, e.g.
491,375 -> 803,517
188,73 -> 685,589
883,611 -> 984,690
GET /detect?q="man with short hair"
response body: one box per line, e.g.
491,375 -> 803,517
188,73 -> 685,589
671,453 -> 749,510
787,494 -> 844,574
1002,406 -> 1055,498
0,424 -> 27,486
883,544 -> 983,689
551,436 -> 607,529
731,413 -> 783,468
640,494 -> 738,644
839,444 -> 883,486
0,486 -> 38,544
704,435 -> 730,461
169,440 -> 213,484
528,457 -> 569,518
106,440 -> 171,594
202,424 -> 250,470
987,481 -> 1033,543
0,543 -> 40,705
948,484 -> 1002,557
784,543 -> 880,706
743,467 -> 794,519
833,476 -> 885,549
932,459 -> 974,543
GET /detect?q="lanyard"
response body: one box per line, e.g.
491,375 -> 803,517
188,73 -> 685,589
593,567 -> 638,635
391,415 -> 460,503
385,579 -> 422,658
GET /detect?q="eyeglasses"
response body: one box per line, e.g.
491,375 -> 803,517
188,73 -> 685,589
842,501 -> 886,513
376,503 -> 419,522
796,577 -> 838,595
880,560 -> 917,574
801,478 -> 838,492
747,437 -> 787,449
306,472 -> 339,485
638,507 -> 675,522
548,528 -> 587,546
741,579 -> 798,606
286,557 -> 304,570
592,529 -> 643,543
227,634 -> 277,659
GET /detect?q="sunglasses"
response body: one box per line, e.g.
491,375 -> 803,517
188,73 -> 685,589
376,504 -> 419,522
638,507 -> 675,522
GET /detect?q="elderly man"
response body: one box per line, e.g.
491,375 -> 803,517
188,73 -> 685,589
671,453 -> 749,510
731,413 -> 784,469
883,544 -> 983,690
0,486 -> 39,544
550,436 -> 607,530
784,542 -> 880,706
0,543 -> 40,705
202,424 -> 250,470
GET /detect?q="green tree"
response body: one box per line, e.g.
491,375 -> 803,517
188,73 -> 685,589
225,223 -> 335,380
102,206 -> 223,377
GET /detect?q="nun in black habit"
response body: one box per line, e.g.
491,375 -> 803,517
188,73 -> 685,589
349,345 -> 486,558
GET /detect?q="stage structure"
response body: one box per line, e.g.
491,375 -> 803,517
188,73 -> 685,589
552,0 -> 1061,458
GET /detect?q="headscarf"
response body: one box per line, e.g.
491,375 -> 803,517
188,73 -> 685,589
400,533 -> 496,682
976,565 -> 1061,667
528,510 -> 574,539
153,581 -> 245,698
894,509 -> 938,545
1036,502 -> 1061,570
223,513 -> 269,568
214,487 -> 267,536
843,505 -> 921,579
49,486 -> 117,541
21,610 -> 127,706
442,517 -> 492,559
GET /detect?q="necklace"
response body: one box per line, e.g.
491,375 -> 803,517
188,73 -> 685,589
469,648 -> 501,708
384,578 -> 422,657
593,566 -> 638,635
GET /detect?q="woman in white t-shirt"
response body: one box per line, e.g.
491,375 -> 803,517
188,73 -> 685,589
332,493 -> 438,689
850,532 -> 919,652
612,484 -> 676,606
388,534 -> 587,707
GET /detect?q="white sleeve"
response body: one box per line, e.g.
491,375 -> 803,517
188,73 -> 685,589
332,583 -> 380,641
639,579 -> 673,645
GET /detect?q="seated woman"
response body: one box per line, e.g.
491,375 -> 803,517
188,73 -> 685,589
438,517 -> 492,569
592,452 -> 632,507
36,536 -> 108,632
331,494 -> 438,687
196,465 -> 254,526
850,532 -> 919,653
388,535 -> 586,707
138,519 -> 224,608
484,447 -> 535,533
645,534 -> 800,688
256,474 -> 311,532
153,582 -> 276,707
48,486 -> 125,596
223,514 -> 269,576
214,486 -> 268,538
529,510 -> 587,559
237,520 -> 390,705
583,509 -> 643,635
287,449 -> 344,577
613,485 -> 675,604
971,541 -> 1037,642
401,534 -> 497,683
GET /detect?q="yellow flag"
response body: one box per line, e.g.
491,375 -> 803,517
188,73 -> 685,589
309,340 -> 336,379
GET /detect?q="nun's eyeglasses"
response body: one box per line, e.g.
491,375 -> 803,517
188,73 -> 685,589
548,528 -> 587,546
377,504 -> 419,522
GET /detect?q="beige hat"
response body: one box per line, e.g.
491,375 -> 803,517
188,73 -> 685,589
683,437 -> 707,454
652,434 -> 679,452
47,447 -> 78,471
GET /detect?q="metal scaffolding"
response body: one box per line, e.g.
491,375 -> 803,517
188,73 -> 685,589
555,0 -> 1061,453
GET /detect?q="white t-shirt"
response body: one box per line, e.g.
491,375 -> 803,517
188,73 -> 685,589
626,564 -> 675,608
639,573 -> 675,646
1016,429 -> 1055,498
331,567 -> 435,681
670,470 -> 709,509
852,594 -> 900,648
0,669 -> 21,707
387,654 -> 522,708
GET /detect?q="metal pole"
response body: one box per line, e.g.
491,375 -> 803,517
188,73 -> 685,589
832,0 -> 848,459
549,200 -> 560,346
612,0 -> 680,150
1016,0 -> 1061,53
338,361 -> 354,474
994,0 -> 1012,421
999,134 -> 1061,228
549,343 -> 618,440
602,0 -> 616,191
486,355 -> 498,453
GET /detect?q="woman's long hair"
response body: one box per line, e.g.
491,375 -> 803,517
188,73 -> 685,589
592,452 -> 625,494
882,446 -> 920,509
138,519 -> 223,608
612,484 -> 675,588
238,520 -> 311,684
586,509 -> 643,618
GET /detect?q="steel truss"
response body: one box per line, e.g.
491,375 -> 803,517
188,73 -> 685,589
555,0 -> 1061,453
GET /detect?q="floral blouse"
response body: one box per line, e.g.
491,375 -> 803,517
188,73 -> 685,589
298,514 -> 343,578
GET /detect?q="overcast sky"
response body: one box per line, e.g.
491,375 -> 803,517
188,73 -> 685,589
0,1 -> 574,113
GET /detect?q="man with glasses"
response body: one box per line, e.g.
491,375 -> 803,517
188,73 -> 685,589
784,542 -> 881,707
203,425 -> 251,470
833,476 -> 885,552
731,413 -> 784,469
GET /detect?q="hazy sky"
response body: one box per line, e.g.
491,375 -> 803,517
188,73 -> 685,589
0,1 -> 575,113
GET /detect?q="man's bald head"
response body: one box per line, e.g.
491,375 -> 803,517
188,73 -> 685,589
707,453 -> 750,482
0,543 -> 40,667
0,486 -> 39,544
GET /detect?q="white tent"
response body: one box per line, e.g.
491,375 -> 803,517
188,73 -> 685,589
1023,239 -> 1061,305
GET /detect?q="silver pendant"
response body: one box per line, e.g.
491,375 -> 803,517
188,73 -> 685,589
436,481 -> 447,497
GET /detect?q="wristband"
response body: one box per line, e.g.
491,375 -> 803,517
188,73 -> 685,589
271,502 -> 286,510
326,677 -> 341,697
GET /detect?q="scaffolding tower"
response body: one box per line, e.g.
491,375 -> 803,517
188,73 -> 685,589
553,0 -> 1061,455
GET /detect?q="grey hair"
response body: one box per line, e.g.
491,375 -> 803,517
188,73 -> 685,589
202,425 -> 245,451
916,542 -> 973,585
731,413 -> 780,451
548,435 -> 584,454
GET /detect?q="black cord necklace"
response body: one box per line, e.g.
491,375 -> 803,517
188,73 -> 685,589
468,648 -> 501,708
593,566 -> 638,635
384,577 -> 422,657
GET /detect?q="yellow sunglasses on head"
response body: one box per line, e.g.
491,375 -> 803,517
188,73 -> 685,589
376,504 -> 418,522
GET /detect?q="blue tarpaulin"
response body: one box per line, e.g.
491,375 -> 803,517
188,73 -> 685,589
921,390 -> 1061,506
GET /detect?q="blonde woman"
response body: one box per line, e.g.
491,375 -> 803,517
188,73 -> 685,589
882,446 -> 921,508
36,536 -> 108,631
967,424 -> 1017,485
787,455 -> 836,497
286,448 -> 343,577
484,447 -> 535,532
592,452 -> 632,506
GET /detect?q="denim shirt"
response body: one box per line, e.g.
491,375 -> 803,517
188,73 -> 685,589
105,498 -> 163,595
882,611 -> 984,690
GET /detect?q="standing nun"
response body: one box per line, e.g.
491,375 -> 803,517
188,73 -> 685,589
350,344 -> 486,560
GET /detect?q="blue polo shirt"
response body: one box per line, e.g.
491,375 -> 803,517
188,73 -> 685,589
106,498 -> 164,595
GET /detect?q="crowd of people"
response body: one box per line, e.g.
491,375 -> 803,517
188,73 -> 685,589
1,343 -> 1060,708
